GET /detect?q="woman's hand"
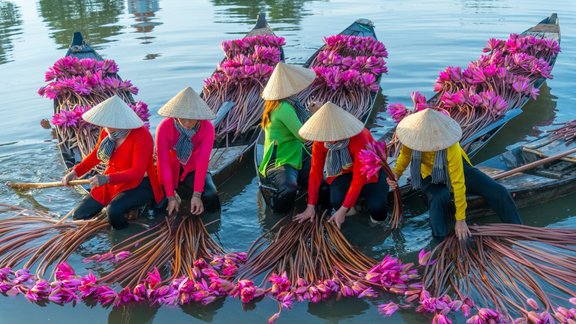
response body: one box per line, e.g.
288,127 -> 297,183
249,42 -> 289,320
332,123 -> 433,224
293,204 -> 315,223
328,207 -> 347,229
307,100 -> 322,114
454,220 -> 471,241
89,175 -> 109,188
190,193 -> 204,215
62,170 -> 77,186
386,174 -> 398,190
166,197 -> 180,216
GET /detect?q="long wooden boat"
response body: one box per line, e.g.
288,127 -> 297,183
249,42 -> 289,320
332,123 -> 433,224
254,18 -> 384,208
466,135 -> 576,219
54,32 -> 136,194
394,13 -> 561,198
206,13 -> 284,186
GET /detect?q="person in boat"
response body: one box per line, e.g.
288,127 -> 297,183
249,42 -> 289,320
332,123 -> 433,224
62,95 -> 164,229
155,86 -> 220,216
258,62 -> 319,213
293,102 -> 390,228
388,108 -> 522,240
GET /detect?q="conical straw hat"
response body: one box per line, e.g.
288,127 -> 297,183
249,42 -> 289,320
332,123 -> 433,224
158,87 -> 216,120
396,108 -> 462,151
299,102 -> 364,142
261,62 -> 316,100
82,95 -> 143,129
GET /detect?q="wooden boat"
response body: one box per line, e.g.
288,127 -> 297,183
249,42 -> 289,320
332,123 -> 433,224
205,13 -> 285,186
394,13 -> 561,198
54,32 -> 137,194
466,135 -> 576,219
254,18 -> 385,208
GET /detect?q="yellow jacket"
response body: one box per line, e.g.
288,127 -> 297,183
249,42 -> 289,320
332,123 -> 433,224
393,142 -> 472,220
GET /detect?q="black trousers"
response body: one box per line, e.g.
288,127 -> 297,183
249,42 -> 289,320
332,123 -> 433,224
73,177 -> 154,229
329,170 -> 389,221
422,162 -> 522,239
176,170 -> 221,212
264,149 -> 311,213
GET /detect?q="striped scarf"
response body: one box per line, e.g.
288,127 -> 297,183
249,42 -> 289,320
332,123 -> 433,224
97,129 -> 130,164
409,148 -> 451,190
174,120 -> 200,165
324,139 -> 352,177
285,96 -> 309,124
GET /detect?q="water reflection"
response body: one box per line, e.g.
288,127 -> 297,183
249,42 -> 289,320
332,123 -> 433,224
460,0 -> 511,14
0,1 -> 23,64
128,0 -> 162,44
37,0 -> 125,49
210,0 -> 322,28
108,304 -> 159,324
307,298 -> 370,321
180,298 -> 226,322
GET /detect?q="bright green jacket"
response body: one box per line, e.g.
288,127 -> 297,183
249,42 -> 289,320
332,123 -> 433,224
258,101 -> 307,176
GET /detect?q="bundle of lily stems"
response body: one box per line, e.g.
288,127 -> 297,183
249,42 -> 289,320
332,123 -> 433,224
96,215 -> 227,288
238,213 -> 377,288
421,224 -> 576,322
0,204 -> 108,279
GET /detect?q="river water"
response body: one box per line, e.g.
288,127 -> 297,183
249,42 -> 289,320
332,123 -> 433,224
0,0 -> 575,323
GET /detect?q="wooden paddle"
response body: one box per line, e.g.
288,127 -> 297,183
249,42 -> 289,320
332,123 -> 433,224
492,146 -> 576,180
6,179 -> 90,190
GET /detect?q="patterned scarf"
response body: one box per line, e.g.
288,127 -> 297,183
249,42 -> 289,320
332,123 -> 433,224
285,96 -> 309,124
409,148 -> 451,190
174,119 -> 200,165
97,129 -> 130,164
324,139 -> 353,177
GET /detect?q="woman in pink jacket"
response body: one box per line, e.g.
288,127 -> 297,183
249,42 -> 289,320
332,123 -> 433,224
155,87 -> 220,216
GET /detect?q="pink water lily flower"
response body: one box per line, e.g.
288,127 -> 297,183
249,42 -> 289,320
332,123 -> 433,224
378,302 -> 399,317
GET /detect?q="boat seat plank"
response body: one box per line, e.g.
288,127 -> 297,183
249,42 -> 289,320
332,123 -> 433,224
476,166 -> 505,177
476,165 -> 555,189
209,145 -> 249,175
522,140 -> 576,163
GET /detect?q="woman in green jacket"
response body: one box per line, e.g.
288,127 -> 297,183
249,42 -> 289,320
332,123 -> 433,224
258,62 -> 317,212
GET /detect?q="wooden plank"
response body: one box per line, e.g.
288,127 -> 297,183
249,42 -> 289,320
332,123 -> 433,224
522,140 -> 576,163
476,165 -> 555,189
209,145 -> 249,175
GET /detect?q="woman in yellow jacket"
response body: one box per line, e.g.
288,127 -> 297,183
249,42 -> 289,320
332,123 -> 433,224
388,109 -> 522,240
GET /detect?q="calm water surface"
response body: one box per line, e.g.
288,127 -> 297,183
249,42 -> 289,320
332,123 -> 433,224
0,0 -> 575,323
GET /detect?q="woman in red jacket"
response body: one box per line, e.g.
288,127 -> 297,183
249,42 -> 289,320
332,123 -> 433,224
293,102 -> 390,228
62,95 -> 164,229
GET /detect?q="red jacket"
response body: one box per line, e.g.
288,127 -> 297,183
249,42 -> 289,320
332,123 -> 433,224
308,128 -> 378,208
74,127 -> 164,205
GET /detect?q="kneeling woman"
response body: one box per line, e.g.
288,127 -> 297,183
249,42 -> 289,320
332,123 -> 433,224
258,62 -> 316,213
389,108 -> 522,240
294,102 -> 390,228
155,87 -> 220,216
62,95 -> 164,229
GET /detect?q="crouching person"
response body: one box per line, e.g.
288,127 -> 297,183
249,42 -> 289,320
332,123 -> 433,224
294,102 -> 390,228
62,95 -> 164,229
155,87 -> 221,216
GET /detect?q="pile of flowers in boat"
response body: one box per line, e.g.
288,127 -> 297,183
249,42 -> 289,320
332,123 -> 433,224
202,34 -> 285,138
298,34 -> 388,120
387,33 -> 560,154
38,56 -> 150,160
